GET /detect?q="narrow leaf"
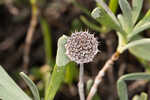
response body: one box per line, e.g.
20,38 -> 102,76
127,37 -> 150,61
109,0 -> 118,14
119,0 -> 133,30
96,0 -> 120,26
45,35 -> 71,100
119,73 -> 150,81
56,35 -> 70,67
134,10 -> 150,27
126,36 -> 150,62
132,0 -> 143,25
20,72 -> 40,100
119,38 -> 150,53
0,66 -> 31,100
140,92 -> 148,100
129,43 -> 150,61
45,64 -> 67,100
40,18 -> 54,66
117,73 -> 150,100
91,7 -> 118,29
117,80 -> 128,100
91,7 -> 124,35
117,14 -> 128,34
129,23 -> 150,40
80,16 -> 102,32
64,62 -> 78,84
128,10 -> 150,39
132,92 -> 148,100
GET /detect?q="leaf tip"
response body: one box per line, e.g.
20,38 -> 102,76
91,7 -> 101,19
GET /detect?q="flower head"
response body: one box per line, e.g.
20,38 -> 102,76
65,31 -> 99,64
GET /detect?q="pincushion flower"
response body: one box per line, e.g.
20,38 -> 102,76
65,30 -> 99,100
65,31 -> 99,64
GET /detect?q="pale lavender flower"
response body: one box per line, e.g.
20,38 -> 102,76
65,31 -> 99,64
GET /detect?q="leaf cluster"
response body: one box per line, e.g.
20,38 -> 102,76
92,0 -> 150,61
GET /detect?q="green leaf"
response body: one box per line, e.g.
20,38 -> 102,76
134,10 -> 150,27
119,73 -> 150,80
119,38 -> 150,54
56,35 -> 70,67
119,0 -> 133,31
94,0 -> 120,26
109,0 -> 118,14
132,0 -> 143,25
117,14 -> 128,34
128,38 -> 150,61
71,0 -> 90,16
20,72 -> 40,100
91,7 -> 124,35
117,32 -> 127,52
64,62 -> 78,84
45,35 -> 71,100
129,44 -> 150,61
40,18 -> 54,66
124,35 -> 150,63
132,95 -> 140,100
0,66 -> 31,100
95,0 -> 119,26
117,80 -> 128,100
128,10 -> 150,39
86,79 -> 93,93
117,73 -> 150,100
80,16 -> 102,32
132,92 -> 148,100
140,92 -> 148,100
45,64 -> 67,100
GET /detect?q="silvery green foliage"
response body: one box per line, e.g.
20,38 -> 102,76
45,35 -> 74,100
56,35 -> 70,66
65,31 -> 99,64
91,0 -> 150,61
117,73 -> 150,100
91,1 -> 150,99
0,66 -> 31,100
20,72 -> 40,100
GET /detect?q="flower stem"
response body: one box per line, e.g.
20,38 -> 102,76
87,51 -> 120,100
78,63 -> 85,100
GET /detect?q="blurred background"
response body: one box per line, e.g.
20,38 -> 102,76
0,0 -> 150,100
